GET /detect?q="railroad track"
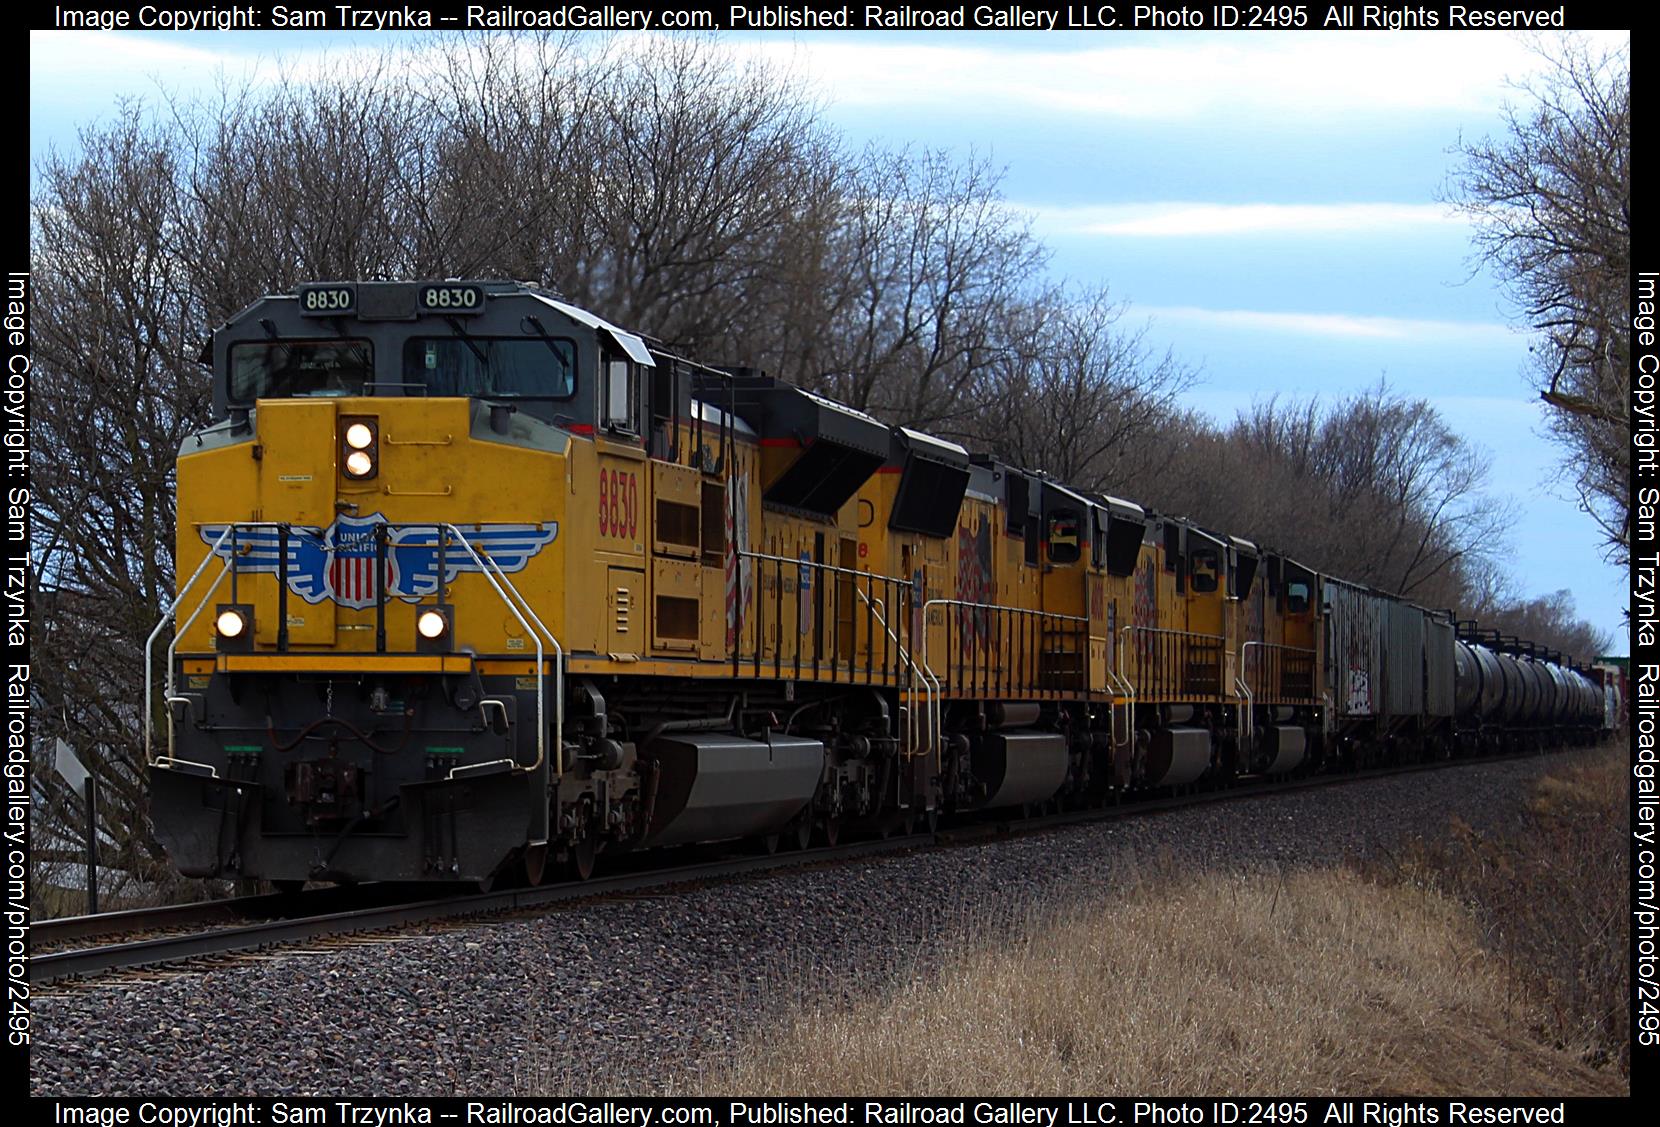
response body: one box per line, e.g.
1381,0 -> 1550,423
31,881 -> 471,951
31,747 -> 1569,988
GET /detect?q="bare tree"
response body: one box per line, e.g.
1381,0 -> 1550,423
976,286 -> 1196,493
31,106 -> 215,898
1308,382 -> 1514,602
1448,36 -> 1630,565
172,53 -> 451,316
818,146 -> 1048,432
1123,384 -> 1512,609
1462,569 -> 1613,661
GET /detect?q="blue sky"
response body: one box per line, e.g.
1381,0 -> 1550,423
28,28 -> 1632,648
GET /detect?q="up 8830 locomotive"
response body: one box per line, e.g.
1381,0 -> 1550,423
147,280 -> 1610,888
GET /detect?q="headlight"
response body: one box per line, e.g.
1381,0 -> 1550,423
214,603 -> 254,652
416,609 -> 449,640
339,416 -> 379,480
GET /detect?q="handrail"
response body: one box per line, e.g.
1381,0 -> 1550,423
851,586 -> 932,762
1125,625 -> 1227,642
1119,624 -> 1226,700
147,521 -> 564,781
151,755 -> 220,778
735,550 -> 931,762
146,523 -> 265,766
1238,640 -> 1319,696
457,526 -> 566,780
432,522 -> 557,778
1117,623 -> 1138,742
1102,650 -> 1135,751
1236,640 -> 1258,747
738,550 -> 904,585
920,598 -> 1088,707
162,565 -> 232,763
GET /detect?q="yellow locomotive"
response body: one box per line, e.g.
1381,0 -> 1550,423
148,279 -> 1599,888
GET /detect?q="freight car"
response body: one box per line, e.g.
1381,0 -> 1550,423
146,280 -> 1606,888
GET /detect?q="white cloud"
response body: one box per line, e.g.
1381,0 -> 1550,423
1142,305 -> 1518,343
1023,201 -> 1465,238
30,30 -> 229,77
28,30 -> 390,99
31,30 -> 1630,129
736,32 -> 1629,122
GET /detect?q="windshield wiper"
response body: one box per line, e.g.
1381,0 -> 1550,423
523,315 -> 572,367
444,315 -> 490,367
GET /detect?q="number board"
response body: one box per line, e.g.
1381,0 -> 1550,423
418,284 -> 486,314
598,467 -> 640,544
297,284 -> 355,316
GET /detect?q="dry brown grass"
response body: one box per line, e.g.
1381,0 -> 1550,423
697,866 -> 1621,1096
1363,744 -> 1629,1075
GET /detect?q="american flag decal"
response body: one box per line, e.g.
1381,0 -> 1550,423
329,553 -> 392,606
724,469 -> 752,648
199,514 -> 558,611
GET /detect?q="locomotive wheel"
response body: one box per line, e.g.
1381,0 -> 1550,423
570,835 -> 597,882
273,879 -> 305,897
760,832 -> 781,854
523,843 -> 549,887
788,815 -> 813,851
819,816 -> 842,847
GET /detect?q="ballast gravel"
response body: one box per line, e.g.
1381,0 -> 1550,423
29,752 -> 1582,1096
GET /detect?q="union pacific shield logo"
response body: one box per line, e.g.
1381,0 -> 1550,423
199,514 -> 558,610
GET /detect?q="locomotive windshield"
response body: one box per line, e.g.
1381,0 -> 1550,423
403,337 -> 577,400
230,340 -> 372,402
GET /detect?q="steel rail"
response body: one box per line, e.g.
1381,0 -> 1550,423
32,883 -> 468,949
29,745 -> 1576,987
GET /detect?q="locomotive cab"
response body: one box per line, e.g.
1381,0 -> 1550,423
153,281 -> 664,885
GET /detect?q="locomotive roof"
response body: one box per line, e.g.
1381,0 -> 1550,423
213,279 -> 657,368
525,292 -> 655,367
690,398 -> 758,438
891,426 -> 969,467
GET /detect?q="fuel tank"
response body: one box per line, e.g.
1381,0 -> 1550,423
1145,726 -> 1211,787
975,729 -> 1069,809
641,732 -> 824,847
1261,726 -> 1306,775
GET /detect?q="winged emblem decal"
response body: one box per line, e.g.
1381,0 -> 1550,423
198,514 -> 558,610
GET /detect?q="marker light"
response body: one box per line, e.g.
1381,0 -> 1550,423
416,609 -> 449,640
216,609 -> 247,638
344,450 -> 375,477
344,422 -> 375,450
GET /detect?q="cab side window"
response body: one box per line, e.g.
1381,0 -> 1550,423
1047,510 -> 1081,564
603,356 -> 640,434
1189,548 -> 1220,593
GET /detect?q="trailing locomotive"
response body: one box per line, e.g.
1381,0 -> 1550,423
147,280 -> 1608,888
